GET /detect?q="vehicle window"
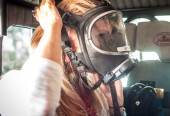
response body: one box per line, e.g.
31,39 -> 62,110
155,15 -> 170,22
131,51 -> 160,62
130,18 -> 150,25
2,25 -> 34,74
126,15 -> 170,25
142,52 -> 160,61
123,17 -> 127,22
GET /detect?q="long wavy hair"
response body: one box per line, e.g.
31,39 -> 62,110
31,0 -> 106,115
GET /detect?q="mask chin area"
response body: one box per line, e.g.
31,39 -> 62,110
103,58 -> 138,84
92,55 -> 128,76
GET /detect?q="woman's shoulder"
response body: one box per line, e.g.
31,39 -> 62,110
22,56 -> 63,73
0,70 -> 21,84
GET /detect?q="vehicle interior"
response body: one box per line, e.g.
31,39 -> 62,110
1,0 -> 170,115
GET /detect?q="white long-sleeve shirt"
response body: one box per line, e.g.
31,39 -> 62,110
0,57 -> 63,116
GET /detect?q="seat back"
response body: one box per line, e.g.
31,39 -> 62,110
126,21 -> 170,115
127,21 -> 170,90
136,21 -> 170,62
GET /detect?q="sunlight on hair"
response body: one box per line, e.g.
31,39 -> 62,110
2,26 -> 33,73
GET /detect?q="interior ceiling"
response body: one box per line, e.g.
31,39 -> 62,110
6,0 -> 170,10
108,0 -> 170,10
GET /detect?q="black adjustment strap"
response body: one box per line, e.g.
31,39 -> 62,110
110,81 -> 122,116
58,8 -> 81,29
77,64 -> 87,78
64,47 -> 79,66
61,26 -> 71,49
64,47 -> 102,90
64,47 -> 88,88
64,47 -> 87,78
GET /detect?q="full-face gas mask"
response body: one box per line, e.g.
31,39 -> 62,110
59,3 -> 137,89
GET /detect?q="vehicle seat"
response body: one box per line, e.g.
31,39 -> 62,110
127,21 -> 170,91
126,21 -> 170,116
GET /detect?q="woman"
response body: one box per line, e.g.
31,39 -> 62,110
0,0 -> 125,115
32,0 -> 125,115
0,0 -> 64,116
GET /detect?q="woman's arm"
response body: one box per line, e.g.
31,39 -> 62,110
23,0 -> 64,115
33,0 -> 63,66
0,57 -> 63,116
21,57 -> 63,116
0,0 -> 64,116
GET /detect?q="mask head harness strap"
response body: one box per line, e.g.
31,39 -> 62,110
58,9 -> 88,89
64,47 -> 86,78
63,47 -> 102,90
58,8 -> 81,29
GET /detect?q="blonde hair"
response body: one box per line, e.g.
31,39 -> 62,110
31,0 -> 105,115
58,0 -> 101,15
31,26 -> 44,50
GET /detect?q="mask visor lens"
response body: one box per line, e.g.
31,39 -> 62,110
90,12 -> 129,53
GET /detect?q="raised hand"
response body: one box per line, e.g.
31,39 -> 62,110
32,0 -> 63,66
33,0 -> 62,31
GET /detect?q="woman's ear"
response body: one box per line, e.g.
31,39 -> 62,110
65,27 -> 82,52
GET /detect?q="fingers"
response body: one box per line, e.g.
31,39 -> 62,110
32,1 -> 52,21
33,6 -> 40,22
32,0 -> 62,29
32,6 -> 38,17
34,0 -> 55,13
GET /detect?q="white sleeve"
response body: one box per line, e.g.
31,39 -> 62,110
0,57 -> 63,116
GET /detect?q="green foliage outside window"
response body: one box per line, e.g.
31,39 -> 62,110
2,26 -> 33,74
